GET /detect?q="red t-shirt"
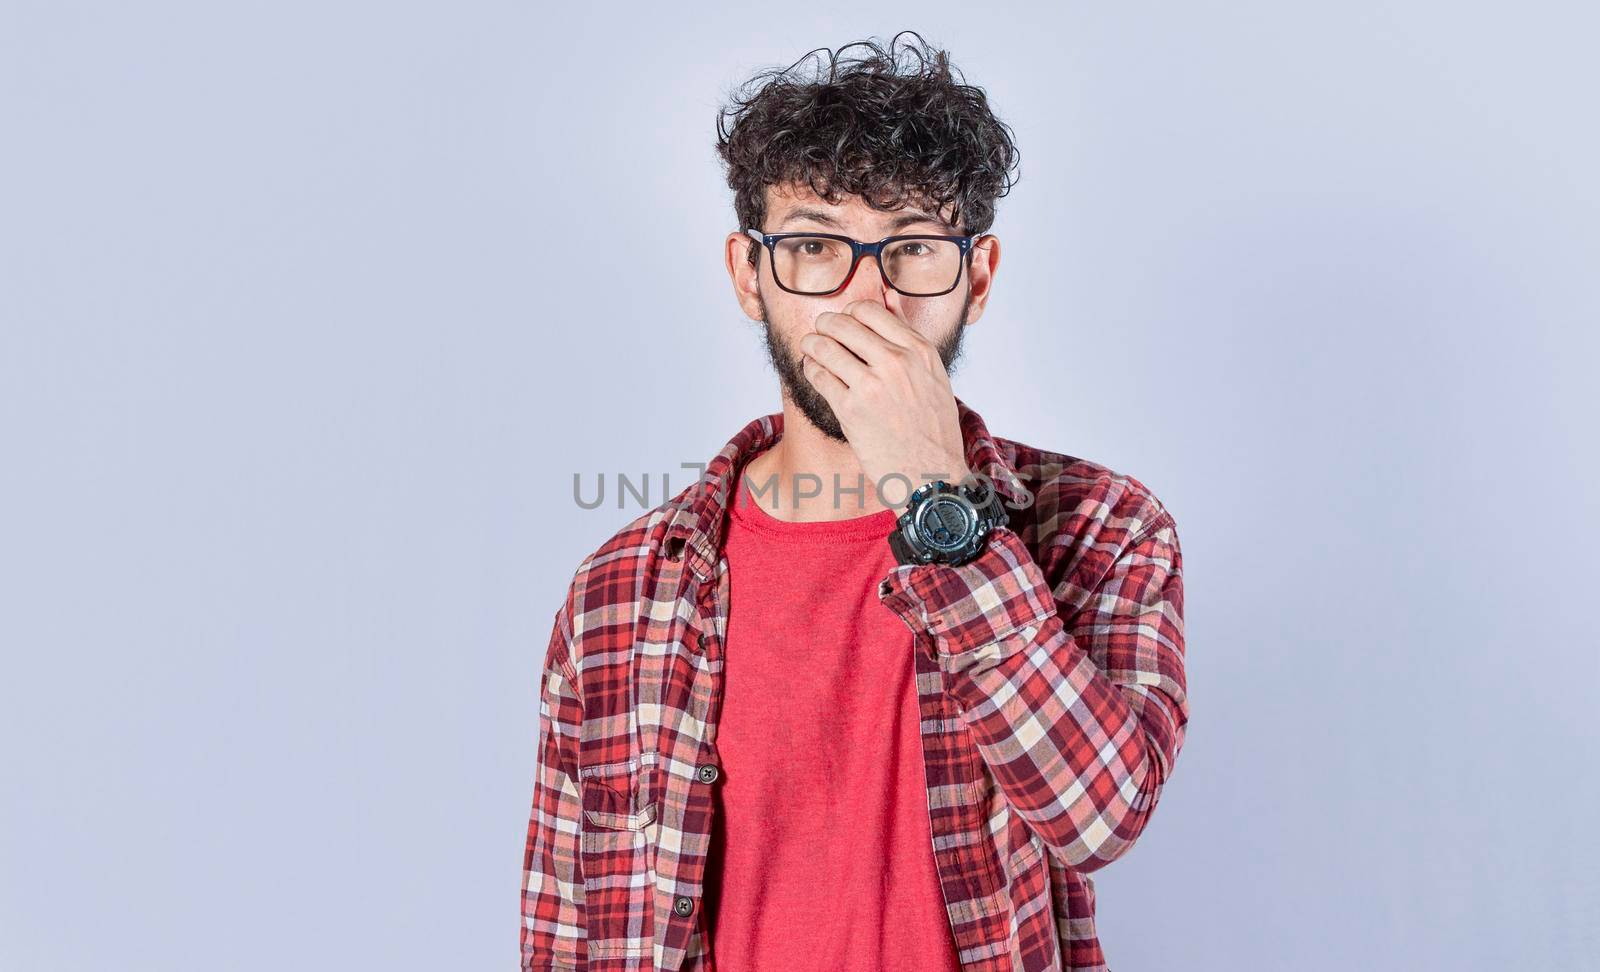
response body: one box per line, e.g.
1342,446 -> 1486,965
704,470 -> 963,972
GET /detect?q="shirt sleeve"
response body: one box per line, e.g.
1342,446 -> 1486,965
521,600 -> 588,971
880,509 -> 1188,873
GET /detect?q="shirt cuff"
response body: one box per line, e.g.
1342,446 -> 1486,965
877,526 -> 1059,659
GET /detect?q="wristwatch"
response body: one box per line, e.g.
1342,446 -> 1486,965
888,479 -> 1010,567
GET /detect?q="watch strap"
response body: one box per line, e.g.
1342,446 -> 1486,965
888,519 -> 921,566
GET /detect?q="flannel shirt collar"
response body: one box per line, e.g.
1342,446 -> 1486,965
667,395 -> 1031,581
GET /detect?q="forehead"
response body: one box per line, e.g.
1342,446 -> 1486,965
763,182 -> 958,233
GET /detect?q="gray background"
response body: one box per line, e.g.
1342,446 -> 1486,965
3,3 -> 1596,970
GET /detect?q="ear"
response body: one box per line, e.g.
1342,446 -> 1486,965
726,230 -> 766,322
962,234 -> 1001,325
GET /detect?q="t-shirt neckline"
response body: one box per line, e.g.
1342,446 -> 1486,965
726,471 -> 898,543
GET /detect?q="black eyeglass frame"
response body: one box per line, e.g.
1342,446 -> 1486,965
743,227 -> 980,298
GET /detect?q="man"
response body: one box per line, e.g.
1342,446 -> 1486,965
522,31 -> 1187,972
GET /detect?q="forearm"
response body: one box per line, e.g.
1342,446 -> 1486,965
882,520 -> 1188,871
941,605 -> 1178,869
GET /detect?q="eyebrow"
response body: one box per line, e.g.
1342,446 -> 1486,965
775,206 -> 959,235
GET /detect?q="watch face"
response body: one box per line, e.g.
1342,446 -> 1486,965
914,494 -> 977,553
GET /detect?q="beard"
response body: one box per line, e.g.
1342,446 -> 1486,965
758,284 -> 971,444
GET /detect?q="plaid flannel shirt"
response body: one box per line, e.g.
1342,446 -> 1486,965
522,396 -> 1188,972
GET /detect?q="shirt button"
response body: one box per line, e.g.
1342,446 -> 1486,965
673,895 -> 695,917
697,764 -> 719,784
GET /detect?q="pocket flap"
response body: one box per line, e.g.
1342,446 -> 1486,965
579,770 -> 655,831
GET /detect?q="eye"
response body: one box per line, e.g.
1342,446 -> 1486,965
779,237 -> 843,260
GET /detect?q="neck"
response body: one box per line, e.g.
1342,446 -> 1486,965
742,398 -> 898,523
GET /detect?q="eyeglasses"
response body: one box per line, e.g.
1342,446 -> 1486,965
744,227 -> 978,297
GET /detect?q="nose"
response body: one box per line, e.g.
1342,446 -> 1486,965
834,247 -> 893,305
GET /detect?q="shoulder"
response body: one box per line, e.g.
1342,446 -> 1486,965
993,433 -> 1180,607
998,434 -> 1175,539
549,482 -> 699,675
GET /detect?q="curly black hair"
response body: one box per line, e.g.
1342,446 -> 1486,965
716,30 -> 1022,268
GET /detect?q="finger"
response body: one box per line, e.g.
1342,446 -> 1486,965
801,352 -> 849,401
842,299 -> 927,351
798,331 -> 868,386
814,309 -> 898,366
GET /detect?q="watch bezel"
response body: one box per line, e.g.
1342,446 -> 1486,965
892,478 -> 1009,566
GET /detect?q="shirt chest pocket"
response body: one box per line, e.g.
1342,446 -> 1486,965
577,758 -> 658,961
580,766 -> 657,835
